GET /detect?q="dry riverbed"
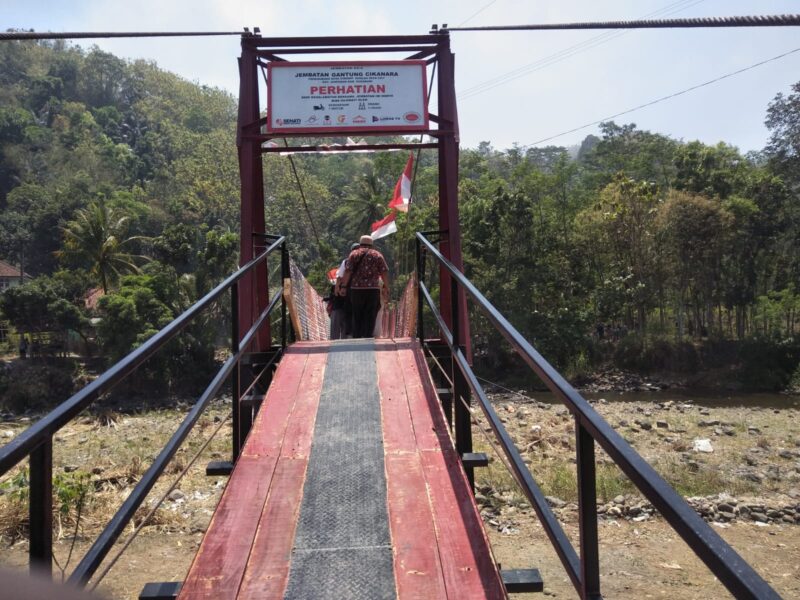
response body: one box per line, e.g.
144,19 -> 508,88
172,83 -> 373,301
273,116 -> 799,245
0,391 -> 798,598
475,391 -> 800,598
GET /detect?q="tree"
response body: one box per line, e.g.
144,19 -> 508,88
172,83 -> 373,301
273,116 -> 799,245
0,275 -> 89,340
673,141 -> 749,199
580,175 -> 660,332
656,191 -> 732,338
58,200 -> 147,293
582,122 -> 678,191
765,81 -> 800,185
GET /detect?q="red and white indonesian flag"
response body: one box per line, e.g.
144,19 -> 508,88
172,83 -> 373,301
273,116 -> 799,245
388,154 -> 413,213
327,267 -> 338,284
371,211 -> 398,240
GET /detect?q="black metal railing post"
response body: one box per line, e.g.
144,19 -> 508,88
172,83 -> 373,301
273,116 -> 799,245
29,438 -> 53,576
230,282 -> 241,462
281,241 -> 288,349
416,237 -> 424,341
576,420 -> 601,599
450,277 -> 474,489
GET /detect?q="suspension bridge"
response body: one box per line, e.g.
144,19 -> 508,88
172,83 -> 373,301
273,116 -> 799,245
1,27 -> 795,600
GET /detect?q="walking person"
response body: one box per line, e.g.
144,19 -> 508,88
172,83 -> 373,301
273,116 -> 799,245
338,235 -> 389,338
327,242 -> 360,339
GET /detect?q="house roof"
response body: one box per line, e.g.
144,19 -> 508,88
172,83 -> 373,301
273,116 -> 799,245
84,287 -> 105,310
0,259 -> 30,279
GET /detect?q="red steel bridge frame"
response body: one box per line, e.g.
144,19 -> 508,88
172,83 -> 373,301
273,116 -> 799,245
235,32 -> 468,350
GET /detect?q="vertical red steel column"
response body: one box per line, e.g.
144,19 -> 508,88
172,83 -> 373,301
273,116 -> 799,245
237,38 -> 270,351
436,34 -> 470,352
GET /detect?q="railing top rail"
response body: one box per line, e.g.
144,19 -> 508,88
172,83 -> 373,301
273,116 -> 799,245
416,232 -> 780,599
0,236 -> 285,475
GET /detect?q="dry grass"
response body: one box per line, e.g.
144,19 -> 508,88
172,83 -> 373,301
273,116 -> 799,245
0,403 -> 231,546
472,395 -> 800,510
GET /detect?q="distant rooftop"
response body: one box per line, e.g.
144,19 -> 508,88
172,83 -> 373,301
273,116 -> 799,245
0,259 -> 30,279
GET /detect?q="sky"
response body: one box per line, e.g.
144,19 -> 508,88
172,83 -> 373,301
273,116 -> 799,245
3,0 -> 800,153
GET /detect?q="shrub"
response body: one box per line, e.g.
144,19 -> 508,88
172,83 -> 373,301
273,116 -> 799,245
737,336 -> 800,391
0,360 -> 77,413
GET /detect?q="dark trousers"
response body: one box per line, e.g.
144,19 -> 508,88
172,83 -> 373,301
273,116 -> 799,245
349,288 -> 381,338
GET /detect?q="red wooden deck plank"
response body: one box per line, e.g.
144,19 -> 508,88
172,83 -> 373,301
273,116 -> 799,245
178,455 -> 278,600
241,350 -> 308,458
378,341 -> 448,598
395,341 -> 451,452
420,448 -> 507,600
399,341 -> 506,599
376,343 -> 417,454
279,351 -> 326,459
385,453 -> 448,600
236,347 -> 327,597
180,343 -> 328,599
237,457 -> 309,598
380,339 -> 505,600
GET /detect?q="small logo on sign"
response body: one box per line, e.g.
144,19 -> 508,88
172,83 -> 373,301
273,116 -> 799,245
324,115 -> 331,125
307,115 -> 318,124
337,115 -> 347,124
404,112 -> 421,123
353,115 -> 366,124
313,104 -> 325,110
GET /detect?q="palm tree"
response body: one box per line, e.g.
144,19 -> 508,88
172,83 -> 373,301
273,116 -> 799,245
58,200 -> 147,293
333,168 -> 388,239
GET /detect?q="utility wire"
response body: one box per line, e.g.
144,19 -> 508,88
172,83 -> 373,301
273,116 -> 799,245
0,30 -> 245,40
446,14 -> 800,32
459,0 -> 706,99
526,45 -> 800,147
456,0 -> 499,27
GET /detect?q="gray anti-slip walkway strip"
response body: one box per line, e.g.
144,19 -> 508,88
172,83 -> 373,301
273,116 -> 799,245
284,340 -> 397,600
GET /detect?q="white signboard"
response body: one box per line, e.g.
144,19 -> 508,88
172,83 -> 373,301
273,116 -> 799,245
267,61 -> 429,133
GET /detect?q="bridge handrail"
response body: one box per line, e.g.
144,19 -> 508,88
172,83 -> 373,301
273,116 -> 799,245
0,234 -> 287,585
416,231 -> 780,600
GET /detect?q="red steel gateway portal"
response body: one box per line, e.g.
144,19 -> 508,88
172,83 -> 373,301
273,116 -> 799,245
235,32 -> 468,353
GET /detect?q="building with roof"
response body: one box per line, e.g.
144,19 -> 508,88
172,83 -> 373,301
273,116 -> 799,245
0,259 -> 31,293
0,259 -> 32,347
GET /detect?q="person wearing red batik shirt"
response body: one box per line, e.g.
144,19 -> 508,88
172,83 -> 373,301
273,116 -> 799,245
338,235 -> 389,338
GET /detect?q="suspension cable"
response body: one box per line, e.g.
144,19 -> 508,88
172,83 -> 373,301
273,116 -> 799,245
89,411 -> 231,591
424,347 -> 454,388
476,375 -> 541,403
0,30 -> 245,41
455,393 -> 518,482
444,14 -> 800,32
282,140 -> 324,256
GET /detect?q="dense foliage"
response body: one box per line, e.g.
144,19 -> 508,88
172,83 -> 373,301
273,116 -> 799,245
1,40 -> 799,400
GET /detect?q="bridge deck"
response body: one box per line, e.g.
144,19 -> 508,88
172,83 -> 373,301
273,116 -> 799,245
178,338 -> 506,600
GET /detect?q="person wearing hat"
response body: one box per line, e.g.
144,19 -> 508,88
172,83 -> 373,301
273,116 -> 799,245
338,235 -> 389,338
